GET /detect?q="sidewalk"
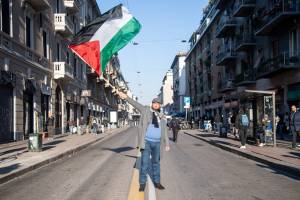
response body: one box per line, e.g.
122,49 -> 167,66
0,127 -> 129,185
184,129 -> 300,177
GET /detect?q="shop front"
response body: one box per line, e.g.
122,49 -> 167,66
23,79 -> 36,139
41,83 -> 51,132
0,71 -> 16,143
55,86 -> 62,134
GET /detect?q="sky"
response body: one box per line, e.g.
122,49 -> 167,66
96,0 -> 207,105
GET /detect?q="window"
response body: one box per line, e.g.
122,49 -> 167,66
80,64 -> 83,80
42,30 -> 48,58
26,16 -> 32,48
73,57 -> 77,77
56,0 -> 60,13
1,0 -> 10,35
289,29 -> 297,56
66,52 -> 70,64
56,43 -> 60,61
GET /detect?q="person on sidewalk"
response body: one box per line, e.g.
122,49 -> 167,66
47,111 -> 55,139
117,91 -> 170,192
290,105 -> 300,148
92,117 -> 97,134
169,117 -> 180,143
237,108 -> 249,149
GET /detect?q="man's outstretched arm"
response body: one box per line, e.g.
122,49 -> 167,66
117,91 -> 145,114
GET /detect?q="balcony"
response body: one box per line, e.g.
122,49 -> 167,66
233,0 -> 256,17
219,79 -> 236,93
235,69 -> 256,86
53,62 -> 73,80
214,0 -> 228,10
64,0 -> 79,14
216,47 -> 237,66
54,14 -> 74,37
235,34 -> 256,52
23,0 -> 51,11
256,51 -> 300,79
215,16 -> 237,38
255,0 -> 300,36
0,31 -> 49,69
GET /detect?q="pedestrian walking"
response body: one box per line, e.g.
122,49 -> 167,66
237,107 -> 249,149
92,117 -> 97,134
289,105 -> 300,148
169,117 -> 180,142
117,91 -> 170,192
47,111 -> 55,139
231,113 -> 238,139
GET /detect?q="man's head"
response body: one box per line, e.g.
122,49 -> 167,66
291,105 -> 297,113
151,98 -> 161,111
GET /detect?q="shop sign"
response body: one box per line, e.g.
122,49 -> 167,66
41,83 -> 51,96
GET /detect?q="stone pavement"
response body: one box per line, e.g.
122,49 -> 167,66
0,127 -> 128,185
184,129 -> 300,177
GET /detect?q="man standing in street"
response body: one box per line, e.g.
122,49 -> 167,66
117,91 -> 170,192
290,105 -> 300,148
169,117 -> 180,142
237,107 -> 249,149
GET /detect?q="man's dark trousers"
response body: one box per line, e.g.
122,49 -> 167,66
140,140 -> 160,185
239,127 -> 247,146
172,128 -> 179,142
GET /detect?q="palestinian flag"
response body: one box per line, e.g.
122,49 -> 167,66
69,4 -> 141,75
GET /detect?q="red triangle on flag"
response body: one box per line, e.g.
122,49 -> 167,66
69,40 -> 101,76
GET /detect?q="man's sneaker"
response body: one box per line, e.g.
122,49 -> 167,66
240,146 -> 246,149
258,143 -> 264,147
139,184 -> 146,192
154,183 -> 165,190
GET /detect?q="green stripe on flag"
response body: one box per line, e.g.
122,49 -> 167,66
101,17 -> 141,72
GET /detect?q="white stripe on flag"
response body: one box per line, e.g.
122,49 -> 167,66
90,6 -> 133,51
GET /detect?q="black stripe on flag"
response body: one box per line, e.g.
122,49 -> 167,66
70,4 -> 123,45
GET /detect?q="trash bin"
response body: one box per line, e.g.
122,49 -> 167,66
28,133 -> 43,152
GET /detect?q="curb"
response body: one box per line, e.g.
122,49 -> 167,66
184,131 -> 300,178
0,127 -> 129,185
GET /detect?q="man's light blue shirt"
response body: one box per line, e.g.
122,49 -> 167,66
145,124 -> 161,142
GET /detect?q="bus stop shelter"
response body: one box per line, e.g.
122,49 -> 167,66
244,90 -> 277,147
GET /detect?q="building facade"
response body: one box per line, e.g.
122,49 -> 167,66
171,52 -> 187,114
186,0 -> 300,135
160,70 -> 174,114
0,0 -> 130,143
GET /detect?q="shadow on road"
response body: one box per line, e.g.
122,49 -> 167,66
212,140 -> 241,148
196,133 -> 216,138
256,163 -> 300,181
102,146 -> 135,153
282,151 -> 300,159
0,147 -> 27,156
0,163 -> 21,174
42,140 -> 66,151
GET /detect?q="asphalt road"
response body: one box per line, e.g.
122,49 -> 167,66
1,127 -> 300,200
0,127 -> 138,200
157,132 -> 300,200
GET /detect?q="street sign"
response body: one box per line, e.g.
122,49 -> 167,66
184,97 -> 190,108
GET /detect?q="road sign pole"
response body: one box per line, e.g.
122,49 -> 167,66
185,108 -> 188,121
